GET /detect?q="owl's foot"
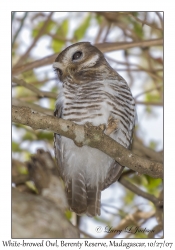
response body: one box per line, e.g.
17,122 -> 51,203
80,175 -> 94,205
85,122 -> 106,132
105,116 -> 119,135
84,122 -> 94,128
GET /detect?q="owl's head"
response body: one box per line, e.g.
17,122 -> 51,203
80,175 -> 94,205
53,42 -> 113,84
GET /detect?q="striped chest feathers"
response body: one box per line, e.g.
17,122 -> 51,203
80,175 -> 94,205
57,78 -> 135,132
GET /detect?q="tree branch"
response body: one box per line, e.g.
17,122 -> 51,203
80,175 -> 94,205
135,101 -> 163,106
12,77 -> 57,99
119,176 -> 163,207
104,209 -> 155,239
14,12 -> 54,68
128,14 -> 163,31
12,98 -> 53,115
12,106 -> 163,179
12,39 -> 163,75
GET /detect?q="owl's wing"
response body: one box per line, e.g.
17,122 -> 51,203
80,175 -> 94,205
101,161 -> 124,190
54,104 -> 63,178
101,117 -> 135,190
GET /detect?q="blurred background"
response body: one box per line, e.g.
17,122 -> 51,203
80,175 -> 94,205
12,12 -> 163,238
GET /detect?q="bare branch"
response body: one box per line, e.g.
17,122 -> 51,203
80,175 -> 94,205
119,177 -> 163,207
12,53 -> 57,76
104,209 -> 155,238
12,39 -> 163,75
12,98 -> 53,115
12,106 -> 163,179
135,101 -> 163,106
12,12 -> 28,48
155,12 -> 163,30
12,77 -> 57,99
129,14 -> 163,31
132,137 -> 163,163
134,84 -> 163,99
14,12 -> 54,68
96,39 -> 163,53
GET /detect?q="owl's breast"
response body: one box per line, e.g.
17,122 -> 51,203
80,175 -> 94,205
61,82 -> 111,126
57,79 -> 135,148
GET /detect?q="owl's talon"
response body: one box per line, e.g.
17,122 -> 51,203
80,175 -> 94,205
98,124 -> 106,131
84,122 -> 94,128
105,116 -> 119,135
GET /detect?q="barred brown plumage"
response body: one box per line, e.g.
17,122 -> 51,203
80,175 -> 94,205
53,42 -> 136,217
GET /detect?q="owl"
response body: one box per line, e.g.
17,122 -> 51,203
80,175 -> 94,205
53,42 -> 136,217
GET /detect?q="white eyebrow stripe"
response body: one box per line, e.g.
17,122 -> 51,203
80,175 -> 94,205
53,62 -> 63,69
82,54 -> 99,68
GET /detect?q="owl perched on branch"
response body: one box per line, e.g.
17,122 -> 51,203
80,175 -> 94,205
53,42 -> 136,217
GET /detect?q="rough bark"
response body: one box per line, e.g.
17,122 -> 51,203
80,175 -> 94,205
12,105 -> 163,179
12,189 -> 79,238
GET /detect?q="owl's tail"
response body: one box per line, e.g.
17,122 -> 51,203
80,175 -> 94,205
66,172 -> 101,217
86,182 -> 101,217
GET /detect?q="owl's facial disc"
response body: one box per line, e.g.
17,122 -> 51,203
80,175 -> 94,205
53,42 -> 109,83
53,62 -> 63,80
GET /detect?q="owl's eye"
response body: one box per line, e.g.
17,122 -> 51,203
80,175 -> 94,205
72,51 -> 82,61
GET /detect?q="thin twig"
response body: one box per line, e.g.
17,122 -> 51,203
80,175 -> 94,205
12,77 -> 57,99
14,12 -> 54,68
114,68 -> 163,73
48,33 -> 75,43
104,209 -> 155,238
94,18 -> 106,43
134,84 -> 163,99
12,98 -> 53,115
148,224 -> 163,238
29,77 -> 57,85
12,12 -> 28,48
155,12 -> 163,30
135,101 -> 163,106
96,39 -> 163,53
132,137 -> 163,163
119,177 -> 163,207
12,39 -> 163,75
102,22 -> 112,42
129,14 -> 163,31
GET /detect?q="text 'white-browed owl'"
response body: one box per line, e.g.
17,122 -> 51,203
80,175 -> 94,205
53,42 -> 136,217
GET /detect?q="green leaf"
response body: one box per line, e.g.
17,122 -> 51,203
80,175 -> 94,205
95,14 -> 103,24
12,141 -> 22,152
22,131 -> 37,141
124,189 -> 135,205
51,19 -> 69,53
52,40 -> 64,53
36,131 -> 53,141
135,232 -> 148,238
65,210 -> 72,220
74,15 -> 91,41
56,19 -> 69,37
149,140 -> 158,150
32,20 -> 56,38
144,175 -> 162,194
26,181 -> 38,194
145,92 -> 161,102
18,165 -> 28,175
133,22 -> 144,39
